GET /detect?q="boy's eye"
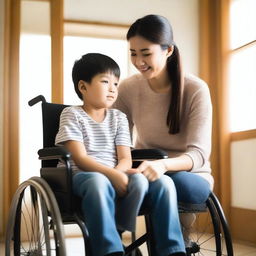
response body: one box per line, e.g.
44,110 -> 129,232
101,80 -> 108,84
114,83 -> 118,87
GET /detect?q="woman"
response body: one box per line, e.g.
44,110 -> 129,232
114,14 -> 213,253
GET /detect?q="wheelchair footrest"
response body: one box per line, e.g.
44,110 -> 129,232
124,233 -> 148,255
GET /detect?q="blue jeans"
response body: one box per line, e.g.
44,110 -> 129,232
142,175 -> 186,256
166,171 -> 211,204
73,172 -> 148,256
73,171 -> 210,256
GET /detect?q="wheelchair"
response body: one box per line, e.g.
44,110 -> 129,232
5,95 -> 234,256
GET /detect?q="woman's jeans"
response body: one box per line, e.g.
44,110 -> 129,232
72,171 -> 210,256
166,171 -> 211,204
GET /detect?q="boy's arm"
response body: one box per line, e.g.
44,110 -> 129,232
64,140 -> 129,196
115,145 -> 132,172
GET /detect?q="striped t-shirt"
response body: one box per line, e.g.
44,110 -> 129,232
55,106 -> 132,172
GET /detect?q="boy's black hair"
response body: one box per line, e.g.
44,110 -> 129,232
72,53 -> 120,100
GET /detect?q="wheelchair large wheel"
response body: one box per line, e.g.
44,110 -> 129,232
5,176 -> 66,256
182,193 -> 233,256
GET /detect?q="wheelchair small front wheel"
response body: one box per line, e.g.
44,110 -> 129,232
182,196 -> 231,256
5,176 -> 66,256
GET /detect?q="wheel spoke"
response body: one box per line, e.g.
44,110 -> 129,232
5,177 -> 66,256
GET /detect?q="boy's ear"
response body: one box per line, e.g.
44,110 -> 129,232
78,80 -> 87,92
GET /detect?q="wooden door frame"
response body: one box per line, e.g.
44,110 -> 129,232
2,0 -> 63,236
3,0 -> 20,236
199,0 -> 231,219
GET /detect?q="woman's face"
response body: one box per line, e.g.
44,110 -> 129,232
129,35 -> 172,79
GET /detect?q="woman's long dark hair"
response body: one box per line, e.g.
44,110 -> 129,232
127,14 -> 183,134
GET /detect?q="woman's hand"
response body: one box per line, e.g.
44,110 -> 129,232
128,160 -> 168,182
108,170 -> 129,197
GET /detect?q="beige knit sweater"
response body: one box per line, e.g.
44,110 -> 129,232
114,73 -> 214,188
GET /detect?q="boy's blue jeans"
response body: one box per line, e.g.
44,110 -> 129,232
72,171 -> 210,256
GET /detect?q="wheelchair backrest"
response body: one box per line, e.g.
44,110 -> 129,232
41,102 -> 69,167
29,95 -> 69,167
41,102 -> 68,148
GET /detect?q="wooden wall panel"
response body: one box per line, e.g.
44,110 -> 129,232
51,0 -> 63,104
3,0 -> 20,234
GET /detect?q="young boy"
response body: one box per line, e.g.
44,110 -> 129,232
55,53 -> 149,256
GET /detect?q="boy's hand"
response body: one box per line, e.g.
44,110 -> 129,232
108,170 -> 129,197
126,168 -> 142,174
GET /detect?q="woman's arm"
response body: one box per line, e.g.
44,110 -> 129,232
162,154 -> 193,171
64,140 -> 129,196
184,81 -> 212,171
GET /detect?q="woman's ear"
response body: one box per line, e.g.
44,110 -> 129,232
167,45 -> 174,57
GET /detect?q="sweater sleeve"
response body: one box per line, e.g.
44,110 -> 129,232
184,84 -> 212,171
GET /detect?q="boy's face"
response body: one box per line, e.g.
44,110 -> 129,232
80,72 -> 119,109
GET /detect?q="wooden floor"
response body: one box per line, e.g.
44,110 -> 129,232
1,234 -> 256,255
64,236 -> 256,256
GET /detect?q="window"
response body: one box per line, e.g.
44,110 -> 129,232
19,1 -> 51,182
228,0 -> 256,132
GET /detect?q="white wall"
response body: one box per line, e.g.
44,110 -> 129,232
0,0 -> 5,236
64,0 -> 199,75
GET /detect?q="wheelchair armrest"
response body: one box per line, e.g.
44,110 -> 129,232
131,149 -> 168,160
38,146 -> 71,161
39,146 -> 73,214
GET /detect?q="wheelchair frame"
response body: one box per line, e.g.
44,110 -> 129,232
5,95 -> 234,256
